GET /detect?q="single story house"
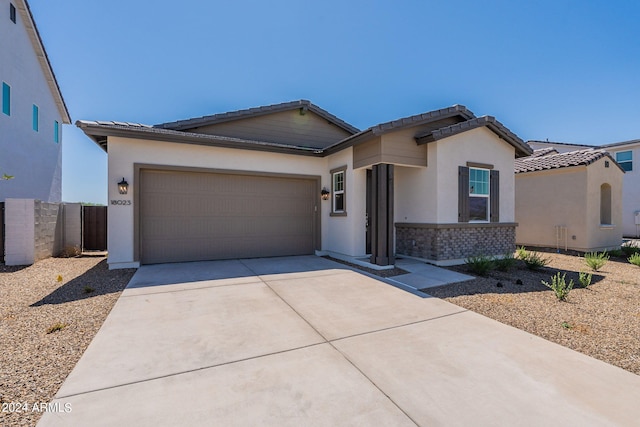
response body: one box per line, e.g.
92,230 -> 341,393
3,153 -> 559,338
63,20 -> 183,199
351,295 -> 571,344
530,139 -> 639,238
77,100 -> 532,269
515,148 -> 624,252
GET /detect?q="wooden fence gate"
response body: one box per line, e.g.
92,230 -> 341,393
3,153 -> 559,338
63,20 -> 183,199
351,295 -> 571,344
82,205 -> 107,251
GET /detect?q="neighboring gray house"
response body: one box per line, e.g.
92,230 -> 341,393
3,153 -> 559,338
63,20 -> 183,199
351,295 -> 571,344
0,0 -> 71,202
529,139 -> 640,238
77,100 -> 532,269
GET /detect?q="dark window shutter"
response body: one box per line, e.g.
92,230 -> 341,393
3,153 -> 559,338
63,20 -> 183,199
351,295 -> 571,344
458,166 -> 469,222
490,170 -> 499,222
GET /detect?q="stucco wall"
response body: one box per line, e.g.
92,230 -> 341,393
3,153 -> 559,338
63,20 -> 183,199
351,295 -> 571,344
515,158 -> 623,251
107,137 -> 369,268
585,157 -> 623,250
516,167 -> 588,250
606,144 -> 640,237
0,0 -> 64,202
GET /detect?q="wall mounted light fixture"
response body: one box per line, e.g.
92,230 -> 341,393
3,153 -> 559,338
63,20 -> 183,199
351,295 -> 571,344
321,187 -> 330,200
118,178 -> 129,195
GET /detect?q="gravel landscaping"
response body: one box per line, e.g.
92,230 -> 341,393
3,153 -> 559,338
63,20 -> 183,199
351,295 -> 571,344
426,250 -> 640,376
0,256 -> 135,427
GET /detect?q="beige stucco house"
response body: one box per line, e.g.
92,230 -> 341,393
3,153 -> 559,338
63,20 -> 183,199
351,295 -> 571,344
77,100 -> 532,269
515,148 -> 624,252
530,139 -> 640,238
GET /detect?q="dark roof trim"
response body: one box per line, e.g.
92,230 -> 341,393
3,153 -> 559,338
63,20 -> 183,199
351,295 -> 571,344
76,121 -> 326,156
600,138 -> 640,149
155,99 -> 360,135
323,104 -> 475,155
514,149 -> 625,174
527,140 -> 592,148
415,116 -> 533,157
19,0 -> 71,123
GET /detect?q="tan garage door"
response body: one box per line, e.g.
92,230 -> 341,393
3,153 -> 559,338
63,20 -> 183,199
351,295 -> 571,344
139,169 -> 317,264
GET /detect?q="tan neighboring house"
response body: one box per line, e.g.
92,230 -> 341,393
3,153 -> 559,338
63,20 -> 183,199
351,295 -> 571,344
530,139 -> 640,237
515,148 -> 624,252
77,100 -> 532,269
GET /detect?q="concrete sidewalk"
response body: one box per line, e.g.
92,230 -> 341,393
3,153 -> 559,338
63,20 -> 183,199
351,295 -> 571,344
39,256 -> 640,426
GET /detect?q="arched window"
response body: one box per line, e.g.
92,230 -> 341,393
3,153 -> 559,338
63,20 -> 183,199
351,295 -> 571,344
600,183 -> 612,224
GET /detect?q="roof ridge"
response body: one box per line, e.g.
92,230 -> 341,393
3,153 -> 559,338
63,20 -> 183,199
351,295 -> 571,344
154,100 -> 360,135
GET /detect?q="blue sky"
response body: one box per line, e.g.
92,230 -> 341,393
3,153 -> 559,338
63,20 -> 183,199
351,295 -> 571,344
28,0 -> 640,204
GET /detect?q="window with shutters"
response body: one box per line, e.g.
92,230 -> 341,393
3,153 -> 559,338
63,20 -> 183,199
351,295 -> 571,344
459,165 -> 499,223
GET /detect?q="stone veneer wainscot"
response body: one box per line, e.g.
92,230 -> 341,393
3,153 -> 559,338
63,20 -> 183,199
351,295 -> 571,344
395,223 -> 516,262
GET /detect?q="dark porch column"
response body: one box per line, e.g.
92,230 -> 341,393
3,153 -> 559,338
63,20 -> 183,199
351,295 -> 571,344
370,163 -> 395,266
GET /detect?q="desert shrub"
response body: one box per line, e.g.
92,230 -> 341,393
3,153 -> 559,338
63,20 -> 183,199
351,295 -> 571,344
578,271 -> 592,288
516,246 -> 528,260
522,251 -> 550,270
465,254 -> 495,276
542,272 -> 574,301
628,253 -> 640,267
584,252 -> 609,271
494,253 -> 517,271
622,245 -> 640,257
606,249 -> 625,258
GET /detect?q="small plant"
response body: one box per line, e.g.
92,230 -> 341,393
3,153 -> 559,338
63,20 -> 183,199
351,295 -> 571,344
561,321 -> 573,330
494,253 -> 517,271
628,253 -> 640,267
622,245 -> 640,257
56,275 -> 63,283
516,246 -> 528,260
584,252 -> 609,271
522,251 -> 550,270
542,272 -> 574,301
465,254 -> 495,276
578,271 -> 592,288
46,322 -> 68,334
606,249 -> 625,258
83,286 -> 95,294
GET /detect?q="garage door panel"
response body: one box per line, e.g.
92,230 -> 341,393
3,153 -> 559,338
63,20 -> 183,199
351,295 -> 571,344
140,170 -> 317,264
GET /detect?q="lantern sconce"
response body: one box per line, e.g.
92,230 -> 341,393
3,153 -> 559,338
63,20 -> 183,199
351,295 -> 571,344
118,178 -> 129,195
321,187 -> 330,201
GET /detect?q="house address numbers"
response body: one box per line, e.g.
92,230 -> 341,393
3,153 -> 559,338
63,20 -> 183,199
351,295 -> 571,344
110,200 -> 131,205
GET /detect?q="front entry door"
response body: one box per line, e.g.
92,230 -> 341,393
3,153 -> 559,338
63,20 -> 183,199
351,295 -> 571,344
366,169 -> 372,254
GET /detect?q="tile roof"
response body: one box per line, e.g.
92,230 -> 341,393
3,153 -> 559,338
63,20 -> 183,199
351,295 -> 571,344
415,116 -> 533,157
76,120 -> 326,155
514,148 -> 623,173
155,99 -> 360,135
530,147 -> 559,157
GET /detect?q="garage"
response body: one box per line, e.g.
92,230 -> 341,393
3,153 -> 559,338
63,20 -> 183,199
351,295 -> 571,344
139,168 -> 319,264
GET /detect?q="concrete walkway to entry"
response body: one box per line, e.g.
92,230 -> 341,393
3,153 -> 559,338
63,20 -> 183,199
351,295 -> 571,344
39,256 -> 640,426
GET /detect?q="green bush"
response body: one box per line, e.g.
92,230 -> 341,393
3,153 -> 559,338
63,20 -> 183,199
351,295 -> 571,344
542,272 -> 574,301
465,254 -> 495,276
578,271 -> 592,288
516,246 -> 528,260
494,253 -> 517,271
584,252 -> 609,271
606,249 -> 625,258
628,253 -> 640,267
515,246 -> 549,270
622,245 -> 640,257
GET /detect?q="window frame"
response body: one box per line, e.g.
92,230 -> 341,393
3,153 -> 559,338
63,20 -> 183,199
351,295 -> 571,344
10,3 -> 16,23
330,166 -> 347,216
615,151 -> 633,172
54,120 -> 60,143
2,82 -> 10,116
32,104 -> 39,132
468,167 -> 490,222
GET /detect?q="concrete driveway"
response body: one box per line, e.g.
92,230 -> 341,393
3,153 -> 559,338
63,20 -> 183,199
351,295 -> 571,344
39,256 -> 640,426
